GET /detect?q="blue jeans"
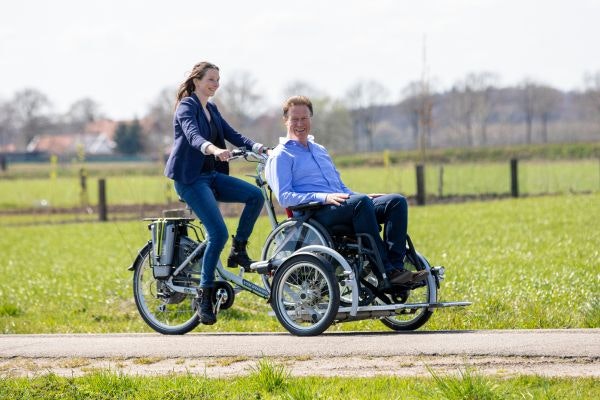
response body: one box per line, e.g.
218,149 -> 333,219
312,194 -> 408,272
174,171 -> 264,288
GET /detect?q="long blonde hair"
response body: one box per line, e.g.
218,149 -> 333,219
175,61 -> 219,105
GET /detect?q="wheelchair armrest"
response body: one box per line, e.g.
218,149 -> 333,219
286,201 -> 324,218
287,201 -> 324,212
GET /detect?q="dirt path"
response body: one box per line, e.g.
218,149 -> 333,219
1,329 -> 599,378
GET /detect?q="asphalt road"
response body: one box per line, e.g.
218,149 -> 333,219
2,329 -> 599,358
2,329 -> 598,377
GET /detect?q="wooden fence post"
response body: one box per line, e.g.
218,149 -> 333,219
416,164 -> 426,205
438,164 -> 444,198
98,178 -> 107,221
510,158 -> 519,198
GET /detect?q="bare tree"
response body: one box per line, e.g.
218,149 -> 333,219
0,99 -> 17,149
282,80 -> 324,100
448,83 -> 477,146
215,71 -> 263,131
311,97 -> 352,152
448,72 -> 499,147
12,88 -> 52,147
535,85 -> 562,143
66,97 -> 104,131
520,79 -> 538,144
345,80 -> 389,152
583,71 -> 600,128
144,87 -> 176,153
399,81 -> 422,148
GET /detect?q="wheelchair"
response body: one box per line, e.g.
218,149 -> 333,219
258,201 -> 454,336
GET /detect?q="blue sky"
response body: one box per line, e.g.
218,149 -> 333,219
1,0 -> 598,119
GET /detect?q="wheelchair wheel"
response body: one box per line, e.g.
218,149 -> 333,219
380,251 -> 435,331
271,253 -> 340,336
261,219 -> 332,289
132,242 -> 201,335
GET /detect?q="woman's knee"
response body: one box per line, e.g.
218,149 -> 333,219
210,231 -> 229,249
248,186 -> 264,205
206,224 -> 229,249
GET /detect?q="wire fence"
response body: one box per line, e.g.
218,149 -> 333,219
0,158 -> 598,224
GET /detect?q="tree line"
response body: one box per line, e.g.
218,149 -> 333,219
1,70 -> 600,156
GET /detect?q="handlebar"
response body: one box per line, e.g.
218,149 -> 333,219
227,148 -> 268,163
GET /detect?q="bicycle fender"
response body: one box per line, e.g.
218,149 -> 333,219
128,241 -> 152,271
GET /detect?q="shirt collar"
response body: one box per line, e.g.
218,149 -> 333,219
279,135 -> 315,146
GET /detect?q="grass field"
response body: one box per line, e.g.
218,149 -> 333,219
0,159 -> 598,209
1,365 -> 598,399
1,192 -> 598,334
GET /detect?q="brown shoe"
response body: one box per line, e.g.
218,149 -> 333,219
389,269 -> 413,284
410,270 -> 429,282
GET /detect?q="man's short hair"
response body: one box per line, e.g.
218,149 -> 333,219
282,96 -> 313,119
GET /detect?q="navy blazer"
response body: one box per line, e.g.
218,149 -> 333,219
164,93 -> 256,184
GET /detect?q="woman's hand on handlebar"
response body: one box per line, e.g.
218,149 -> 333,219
212,147 -> 232,162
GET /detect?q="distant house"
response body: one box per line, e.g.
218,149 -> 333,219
26,132 -> 115,155
26,119 -> 118,156
0,143 -> 17,153
84,119 -> 118,140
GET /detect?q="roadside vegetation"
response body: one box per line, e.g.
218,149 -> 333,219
1,359 -> 598,399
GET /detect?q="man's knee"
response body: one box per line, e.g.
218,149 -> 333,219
390,194 -> 408,209
354,194 -> 374,210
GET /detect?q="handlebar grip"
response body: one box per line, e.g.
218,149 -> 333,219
230,148 -> 246,157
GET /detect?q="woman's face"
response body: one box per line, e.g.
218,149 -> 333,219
194,68 -> 220,98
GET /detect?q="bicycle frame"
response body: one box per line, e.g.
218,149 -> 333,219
158,151 -> 275,301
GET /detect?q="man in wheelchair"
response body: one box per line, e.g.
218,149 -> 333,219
265,95 -> 428,286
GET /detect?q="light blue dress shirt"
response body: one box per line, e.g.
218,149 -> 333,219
265,136 -> 354,208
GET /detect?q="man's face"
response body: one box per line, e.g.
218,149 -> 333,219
285,104 -> 312,145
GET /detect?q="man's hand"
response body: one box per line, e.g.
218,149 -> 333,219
367,193 -> 386,198
325,193 -> 350,206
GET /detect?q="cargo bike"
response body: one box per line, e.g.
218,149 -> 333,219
129,149 -> 470,336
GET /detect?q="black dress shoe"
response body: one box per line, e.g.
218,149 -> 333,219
389,269 -> 413,284
410,270 -> 429,282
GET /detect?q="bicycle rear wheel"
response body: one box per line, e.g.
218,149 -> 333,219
132,242 -> 200,334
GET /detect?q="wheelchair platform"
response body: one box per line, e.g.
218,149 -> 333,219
335,301 -> 472,320
268,301 -> 472,322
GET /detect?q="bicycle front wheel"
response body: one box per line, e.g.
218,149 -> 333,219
132,243 -> 200,335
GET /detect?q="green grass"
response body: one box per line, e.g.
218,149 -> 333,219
0,193 -> 598,334
0,159 -> 598,210
0,361 -> 598,399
